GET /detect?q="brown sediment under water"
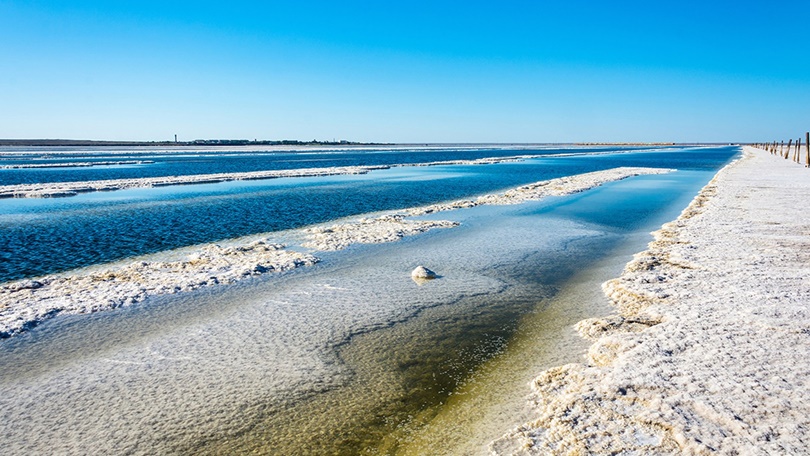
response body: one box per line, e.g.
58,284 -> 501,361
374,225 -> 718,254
193,243 -> 584,454
392,236 -> 647,455
194,231 -> 642,455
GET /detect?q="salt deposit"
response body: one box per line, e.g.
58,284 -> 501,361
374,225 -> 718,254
492,147 -> 810,454
302,168 -> 672,251
406,167 -> 673,216
411,265 -> 437,279
410,266 -> 438,287
0,155 -> 540,199
302,215 -> 460,251
0,241 -> 317,338
0,160 -> 154,169
0,165 -> 390,198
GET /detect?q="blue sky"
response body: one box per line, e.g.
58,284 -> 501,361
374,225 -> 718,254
1,1 -> 808,142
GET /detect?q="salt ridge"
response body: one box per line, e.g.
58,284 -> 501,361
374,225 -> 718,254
303,167 -> 672,251
0,241 -> 317,338
0,165 -> 390,198
0,156 -> 534,198
0,160 -> 154,169
491,148 -> 810,454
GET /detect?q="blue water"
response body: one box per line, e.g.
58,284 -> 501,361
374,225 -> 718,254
1,145 -> 669,186
0,146 -> 738,283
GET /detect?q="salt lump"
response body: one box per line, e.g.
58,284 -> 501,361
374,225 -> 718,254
492,147 -> 810,454
411,266 -> 437,279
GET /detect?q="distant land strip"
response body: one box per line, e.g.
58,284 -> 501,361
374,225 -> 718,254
0,139 -> 390,147
0,139 -> 734,147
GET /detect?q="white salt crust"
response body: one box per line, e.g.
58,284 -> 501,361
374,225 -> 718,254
492,148 -> 810,455
0,241 -> 317,338
0,165 -> 389,198
0,160 -> 154,169
0,167 -> 669,338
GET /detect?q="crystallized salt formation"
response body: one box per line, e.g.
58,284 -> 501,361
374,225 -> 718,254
492,147 -> 810,454
411,266 -> 437,279
0,241 -> 318,338
302,215 -> 459,251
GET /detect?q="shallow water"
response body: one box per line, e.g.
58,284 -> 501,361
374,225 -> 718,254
0,146 -> 736,282
0,155 -> 736,454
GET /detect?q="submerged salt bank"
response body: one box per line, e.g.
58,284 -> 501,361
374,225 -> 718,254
0,167 -> 669,338
493,147 -> 810,454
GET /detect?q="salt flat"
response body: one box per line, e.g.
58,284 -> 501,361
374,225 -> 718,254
493,147 -> 810,454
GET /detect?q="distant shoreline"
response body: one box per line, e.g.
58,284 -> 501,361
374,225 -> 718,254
0,139 -> 731,148
0,139 -> 390,147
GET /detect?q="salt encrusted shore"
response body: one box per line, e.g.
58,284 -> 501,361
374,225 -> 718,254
492,147 -> 810,454
0,166 -> 670,338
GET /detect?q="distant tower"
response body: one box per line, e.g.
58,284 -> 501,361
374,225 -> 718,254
174,134 -> 178,143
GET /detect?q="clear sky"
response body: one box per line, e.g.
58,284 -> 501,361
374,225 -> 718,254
2,0 -> 809,143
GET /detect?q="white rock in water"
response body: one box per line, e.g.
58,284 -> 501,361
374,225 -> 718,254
411,266 -> 437,279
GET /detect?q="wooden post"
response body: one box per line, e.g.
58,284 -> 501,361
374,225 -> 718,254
787,139 -> 793,161
806,132 -> 809,167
